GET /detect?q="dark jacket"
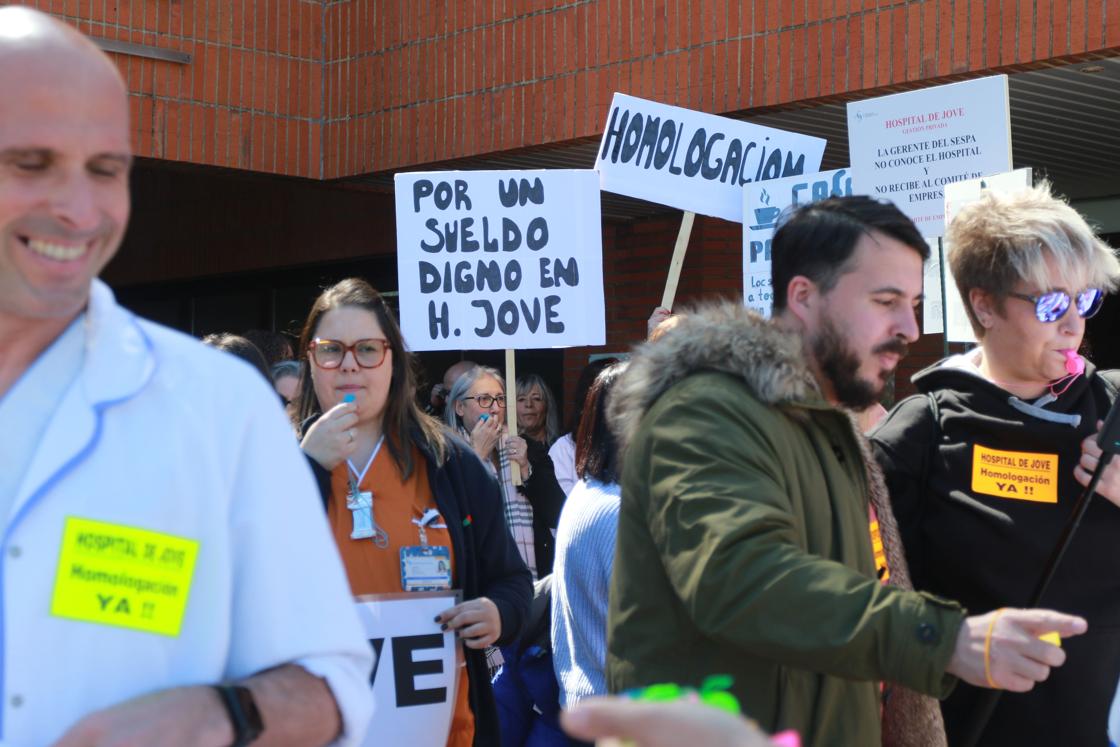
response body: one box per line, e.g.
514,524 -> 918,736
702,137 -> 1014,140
522,438 -> 566,577
606,302 -> 965,747
306,422 -> 533,747
871,358 -> 1120,746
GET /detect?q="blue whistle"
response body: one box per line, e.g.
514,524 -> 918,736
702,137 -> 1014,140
343,394 -> 356,404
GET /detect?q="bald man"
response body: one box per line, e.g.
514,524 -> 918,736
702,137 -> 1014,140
427,359 -> 477,414
0,8 -> 371,746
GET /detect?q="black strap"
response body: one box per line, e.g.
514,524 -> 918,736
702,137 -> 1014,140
212,685 -> 264,747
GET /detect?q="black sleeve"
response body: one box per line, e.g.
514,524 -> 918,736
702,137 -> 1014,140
869,394 -> 938,574
518,439 -> 566,531
454,445 -> 533,647
304,453 -> 333,510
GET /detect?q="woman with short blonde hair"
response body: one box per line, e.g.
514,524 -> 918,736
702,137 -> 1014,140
872,183 -> 1120,746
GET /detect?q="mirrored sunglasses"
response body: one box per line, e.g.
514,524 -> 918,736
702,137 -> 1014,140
1008,288 -> 1104,323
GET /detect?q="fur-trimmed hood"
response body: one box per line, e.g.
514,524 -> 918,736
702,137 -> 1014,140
609,300 -> 821,454
607,298 -> 947,746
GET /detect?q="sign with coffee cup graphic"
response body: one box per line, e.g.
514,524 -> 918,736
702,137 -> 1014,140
742,169 -> 854,316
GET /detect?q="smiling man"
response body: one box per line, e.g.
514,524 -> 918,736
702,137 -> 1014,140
605,196 -> 1088,747
0,7 -> 371,746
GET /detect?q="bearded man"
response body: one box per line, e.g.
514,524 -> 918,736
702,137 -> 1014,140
605,197 -> 1087,747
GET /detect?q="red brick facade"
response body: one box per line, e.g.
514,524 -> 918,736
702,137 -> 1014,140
13,1 -> 1120,178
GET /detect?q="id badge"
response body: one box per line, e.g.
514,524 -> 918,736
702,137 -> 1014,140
400,545 -> 452,592
347,491 -> 374,540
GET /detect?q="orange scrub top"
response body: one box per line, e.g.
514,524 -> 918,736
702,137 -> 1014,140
328,442 -> 474,747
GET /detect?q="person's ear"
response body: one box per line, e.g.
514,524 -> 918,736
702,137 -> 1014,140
783,275 -> 820,326
969,288 -> 998,329
454,399 -> 466,419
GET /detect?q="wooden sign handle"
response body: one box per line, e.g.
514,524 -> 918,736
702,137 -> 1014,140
660,210 -> 696,310
504,348 -> 522,486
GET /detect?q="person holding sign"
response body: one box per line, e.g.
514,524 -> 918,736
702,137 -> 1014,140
871,184 -> 1120,746
0,9 -> 374,746
445,367 -> 566,578
295,279 -> 532,747
606,196 -> 1088,747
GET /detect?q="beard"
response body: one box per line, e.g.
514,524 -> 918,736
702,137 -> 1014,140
810,316 -> 908,410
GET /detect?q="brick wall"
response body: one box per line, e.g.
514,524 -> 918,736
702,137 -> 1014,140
13,1 -> 1119,179
12,0 -> 325,177
349,0 -> 1120,179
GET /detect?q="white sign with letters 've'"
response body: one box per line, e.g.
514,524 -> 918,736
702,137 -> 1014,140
356,591 -> 462,747
394,170 -> 604,351
742,169 -> 855,316
847,75 -> 1012,237
596,93 -> 826,223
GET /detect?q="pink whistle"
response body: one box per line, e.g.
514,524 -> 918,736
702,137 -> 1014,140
1064,349 -> 1085,376
770,731 -> 801,747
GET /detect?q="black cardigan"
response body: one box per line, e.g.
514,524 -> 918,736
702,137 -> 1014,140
521,436 -> 567,577
307,427 -> 533,747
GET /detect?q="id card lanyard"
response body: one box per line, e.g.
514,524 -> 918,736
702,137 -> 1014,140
411,508 -> 445,546
346,435 -> 387,548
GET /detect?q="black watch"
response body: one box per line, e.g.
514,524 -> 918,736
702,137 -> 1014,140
213,684 -> 264,746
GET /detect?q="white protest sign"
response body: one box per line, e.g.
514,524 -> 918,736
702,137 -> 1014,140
847,75 -> 1012,237
394,170 -> 604,351
922,238 -> 946,334
596,93 -> 826,223
742,168 -> 854,316
938,168 -> 1035,342
357,591 -> 462,747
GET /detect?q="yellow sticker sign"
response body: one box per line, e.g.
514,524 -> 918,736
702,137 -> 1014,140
869,518 -> 890,583
51,517 -> 199,637
971,444 -> 1059,504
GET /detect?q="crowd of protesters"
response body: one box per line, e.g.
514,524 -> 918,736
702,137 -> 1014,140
6,6 -> 1120,747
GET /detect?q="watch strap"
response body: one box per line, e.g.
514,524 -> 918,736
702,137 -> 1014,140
213,684 -> 264,747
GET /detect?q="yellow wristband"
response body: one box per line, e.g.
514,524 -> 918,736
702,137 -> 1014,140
983,608 -> 1006,689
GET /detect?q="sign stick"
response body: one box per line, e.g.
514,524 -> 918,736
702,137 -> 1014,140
504,348 -> 522,486
660,210 -> 696,310
939,238 -> 950,357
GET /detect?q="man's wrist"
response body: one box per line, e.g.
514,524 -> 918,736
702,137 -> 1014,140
212,684 -> 265,746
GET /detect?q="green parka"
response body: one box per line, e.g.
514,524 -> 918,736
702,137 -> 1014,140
606,302 -> 966,747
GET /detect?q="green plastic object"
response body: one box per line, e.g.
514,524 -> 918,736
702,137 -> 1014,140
627,675 -> 742,715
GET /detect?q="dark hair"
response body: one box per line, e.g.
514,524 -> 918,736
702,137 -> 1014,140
295,278 -> 446,476
574,362 -> 627,484
201,333 -> 271,381
242,329 -> 294,367
770,196 -> 928,311
566,358 -> 618,436
270,360 -> 300,383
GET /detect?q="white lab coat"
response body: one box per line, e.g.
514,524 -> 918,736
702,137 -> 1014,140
1,280 -> 372,745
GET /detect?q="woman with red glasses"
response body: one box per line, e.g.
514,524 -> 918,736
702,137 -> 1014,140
871,183 -> 1120,746
294,278 -> 532,747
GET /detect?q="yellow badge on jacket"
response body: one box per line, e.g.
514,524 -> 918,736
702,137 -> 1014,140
971,444 -> 1059,504
51,517 -> 200,637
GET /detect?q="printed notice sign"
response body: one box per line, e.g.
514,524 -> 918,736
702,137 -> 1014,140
596,93 -> 826,223
847,75 -> 1012,236
971,445 -> 1059,504
742,168 -> 854,316
51,517 -> 200,636
394,170 -> 605,351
